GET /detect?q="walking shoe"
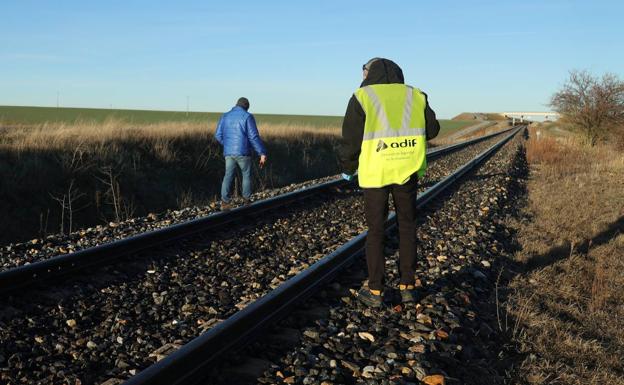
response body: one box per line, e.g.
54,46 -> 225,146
221,201 -> 232,211
356,287 -> 383,308
399,284 -> 419,303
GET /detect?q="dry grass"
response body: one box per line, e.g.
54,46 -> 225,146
505,124 -> 624,384
508,237 -> 624,384
519,125 -> 624,250
0,119 -> 341,153
0,119 -> 343,244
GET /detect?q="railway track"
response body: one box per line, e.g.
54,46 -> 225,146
0,127 -> 520,383
0,128 -> 513,293
219,128 -> 529,385
121,127 -> 523,385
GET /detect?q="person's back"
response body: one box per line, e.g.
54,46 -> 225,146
339,58 -> 440,308
217,105 -> 262,157
340,58 -> 440,184
215,97 -> 267,209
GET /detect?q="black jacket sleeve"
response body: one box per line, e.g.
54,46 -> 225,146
339,95 -> 365,174
423,93 -> 440,140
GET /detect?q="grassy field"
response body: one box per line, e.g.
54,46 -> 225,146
0,105 -> 344,127
436,119 -> 478,137
0,105 -> 471,134
504,124 -> 624,384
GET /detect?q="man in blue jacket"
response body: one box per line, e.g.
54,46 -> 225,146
215,97 -> 267,209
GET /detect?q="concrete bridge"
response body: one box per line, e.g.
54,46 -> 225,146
502,111 -> 560,124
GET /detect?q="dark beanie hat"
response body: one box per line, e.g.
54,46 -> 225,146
236,97 -> 250,110
363,57 -> 382,71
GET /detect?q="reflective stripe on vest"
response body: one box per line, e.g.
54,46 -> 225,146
354,84 -> 427,188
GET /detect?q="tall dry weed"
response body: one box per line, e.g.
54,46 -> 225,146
0,119 -> 341,154
526,134 -> 564,164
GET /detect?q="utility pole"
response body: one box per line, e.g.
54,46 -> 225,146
186,96 -> 190,116
56,91 -> 60,108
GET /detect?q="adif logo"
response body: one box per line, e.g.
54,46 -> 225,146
390,138 -> 418,148
377,138 -> 418,152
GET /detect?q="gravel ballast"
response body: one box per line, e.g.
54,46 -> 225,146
0,135 -> 514,385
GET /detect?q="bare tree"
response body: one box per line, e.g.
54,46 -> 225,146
50,179 -> 87,234
551,70 -> 624,145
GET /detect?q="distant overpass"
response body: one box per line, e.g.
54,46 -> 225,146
502,111 -> 560,123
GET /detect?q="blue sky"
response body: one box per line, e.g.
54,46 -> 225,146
1,0 -> 623,118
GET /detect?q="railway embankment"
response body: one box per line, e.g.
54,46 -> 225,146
0,122 -> 341,246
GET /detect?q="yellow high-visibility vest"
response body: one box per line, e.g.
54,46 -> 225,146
353,84 -> 428,188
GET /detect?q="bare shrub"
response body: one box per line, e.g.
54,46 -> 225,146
551,70 -> 624,146
50,180 -> 87,234
97,167 -> 134,222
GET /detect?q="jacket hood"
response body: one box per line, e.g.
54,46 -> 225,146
360,58 -> 404,87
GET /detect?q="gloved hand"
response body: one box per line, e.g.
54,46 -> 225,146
341,173 -> 355,182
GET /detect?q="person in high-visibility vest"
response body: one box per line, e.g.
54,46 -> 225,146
340,58 -> 440,308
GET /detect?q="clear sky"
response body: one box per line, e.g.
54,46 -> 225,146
1,0 -> 623,119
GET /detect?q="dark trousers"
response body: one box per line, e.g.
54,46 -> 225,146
363,175 -> 418,291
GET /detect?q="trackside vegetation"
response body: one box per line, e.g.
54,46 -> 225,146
0,106 -> 475,245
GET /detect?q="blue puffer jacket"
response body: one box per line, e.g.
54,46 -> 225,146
215,106 -> 267,156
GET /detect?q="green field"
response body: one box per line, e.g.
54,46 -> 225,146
0,105 -> 343,127
436,120 -> 476,137
0,105 -> 471,132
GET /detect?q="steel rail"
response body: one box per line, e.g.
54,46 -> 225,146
0,127 -> 514,294
122,126 -> 523,385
